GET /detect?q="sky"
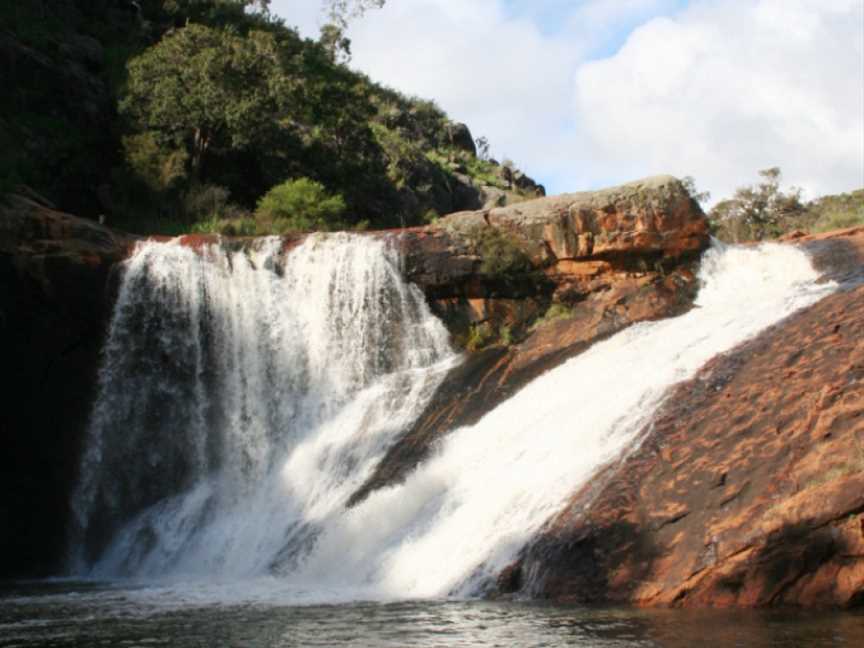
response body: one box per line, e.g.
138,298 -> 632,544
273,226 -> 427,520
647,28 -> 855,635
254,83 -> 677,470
270,0 -> 864,203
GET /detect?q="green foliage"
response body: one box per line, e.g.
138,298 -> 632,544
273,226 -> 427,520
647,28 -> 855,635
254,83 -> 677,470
463,321 -> 516,352
531,303 -> 575,330
681,176 -> 710,205
123,133 -> 189,194
371,123 -> 426,187
318,23 -> 352,62
255,178 -> 346,232
709,167 -> 805,242
807,190 -> 864,233
121,24 -> 283,175
811,207 -> 864,233
183,184 -> 233,221
190,215 -> 259,236
499,324 -> 513,347
466,226 -> 535,280
475,136 -> 491,161
465,322 -> 495,352
4,0 -> 526,234
710,172 -> 862,241
325,0 -> 386,30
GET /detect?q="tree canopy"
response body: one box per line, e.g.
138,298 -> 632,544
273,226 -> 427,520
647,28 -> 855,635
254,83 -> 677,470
122,24 -> 284,176
709,167 -> 804,241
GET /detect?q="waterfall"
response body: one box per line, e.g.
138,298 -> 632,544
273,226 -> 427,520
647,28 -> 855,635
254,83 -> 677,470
71,237 -> 834,604
71,233 -> 456,578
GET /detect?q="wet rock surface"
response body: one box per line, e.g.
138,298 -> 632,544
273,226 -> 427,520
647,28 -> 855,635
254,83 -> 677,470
350,176 -> 708,505
1,176 -> 709,578
510,229 -> 864,608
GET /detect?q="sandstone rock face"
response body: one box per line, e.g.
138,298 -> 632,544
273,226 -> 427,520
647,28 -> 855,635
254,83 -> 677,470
351,176 -> 709,504
507,228 -> 864,608
384,175 -> 708,352
0,176 -> 708,578
0,196 -> 134,577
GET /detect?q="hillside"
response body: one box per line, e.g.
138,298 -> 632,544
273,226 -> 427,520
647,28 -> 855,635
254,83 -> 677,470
0,0 -> 543,236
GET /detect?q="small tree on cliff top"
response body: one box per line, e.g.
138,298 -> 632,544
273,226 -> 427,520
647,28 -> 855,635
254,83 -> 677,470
709,167 -> 804,241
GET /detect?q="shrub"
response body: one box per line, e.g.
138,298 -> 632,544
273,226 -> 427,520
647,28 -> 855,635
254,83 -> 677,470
499,324 -> 513,347
183,184 -> 232,221
466,226 -> 534,280
465,322 -> 495,352
191,216 -> 258,237
256,178 -> 346,232
708,167 -> 804,242
812,208 -> 864,233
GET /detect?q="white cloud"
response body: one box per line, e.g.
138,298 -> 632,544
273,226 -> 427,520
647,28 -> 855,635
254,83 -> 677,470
574,0 -> 864,201
269,0 -> 864,202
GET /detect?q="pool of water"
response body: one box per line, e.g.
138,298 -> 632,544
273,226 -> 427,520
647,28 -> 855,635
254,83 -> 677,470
1,581 -> 862,647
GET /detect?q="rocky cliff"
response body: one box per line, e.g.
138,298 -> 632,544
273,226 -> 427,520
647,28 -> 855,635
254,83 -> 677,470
6,183 -> 863,607
352,175 -> 709,503
0,176 -> 707,577
0,194 -> 134,576
500,227 -> 864,608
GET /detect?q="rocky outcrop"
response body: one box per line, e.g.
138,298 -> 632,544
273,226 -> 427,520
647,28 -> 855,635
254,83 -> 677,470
350,176 -> 709,504
444,122 -> 477,157
501,228 -> 864,608
0,176 -> 708,578
0,195 -> 134,577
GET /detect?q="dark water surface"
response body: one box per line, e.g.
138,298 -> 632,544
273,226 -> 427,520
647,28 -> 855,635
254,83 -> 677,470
1,581 -> 862,647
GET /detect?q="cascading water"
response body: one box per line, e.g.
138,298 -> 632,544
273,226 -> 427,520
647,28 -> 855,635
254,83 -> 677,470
71,233 -> 456,579
71,236 -> 835,605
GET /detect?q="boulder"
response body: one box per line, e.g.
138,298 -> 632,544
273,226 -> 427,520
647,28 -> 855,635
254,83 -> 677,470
445,122 -> 477,156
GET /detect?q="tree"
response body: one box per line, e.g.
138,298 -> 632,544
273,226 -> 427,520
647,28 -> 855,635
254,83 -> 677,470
681,176 -> 710,205
317,0 -> 385,61
319,22 -> 352,62
475,136 -> 490,161
709,167 -> 804,241
121,24 -> 284,177
324,0 -> 386,30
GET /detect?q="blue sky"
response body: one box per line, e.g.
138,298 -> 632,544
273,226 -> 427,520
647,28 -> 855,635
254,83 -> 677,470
271,0 -> 864,203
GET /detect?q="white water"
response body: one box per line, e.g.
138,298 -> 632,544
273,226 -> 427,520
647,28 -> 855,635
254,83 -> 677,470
73,237 -> 834,605
72,234 -> 456,579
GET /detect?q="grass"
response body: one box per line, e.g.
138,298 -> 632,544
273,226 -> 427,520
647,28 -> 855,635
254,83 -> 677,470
530,303 -> 575,331
464,322 -> 516,352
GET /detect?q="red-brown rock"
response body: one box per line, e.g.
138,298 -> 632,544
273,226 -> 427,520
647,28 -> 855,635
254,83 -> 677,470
513,229 -> 864,608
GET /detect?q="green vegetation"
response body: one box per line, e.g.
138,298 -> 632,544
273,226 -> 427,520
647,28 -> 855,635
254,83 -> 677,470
705,168 -> 863,242
465,226 -> 535,281
256,178 -> 346,232
807,191 -> 864,233
1,0 -> 536,236
530,303 -> 576,330
463,321 -> 516,352
465,322 -> 496,352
